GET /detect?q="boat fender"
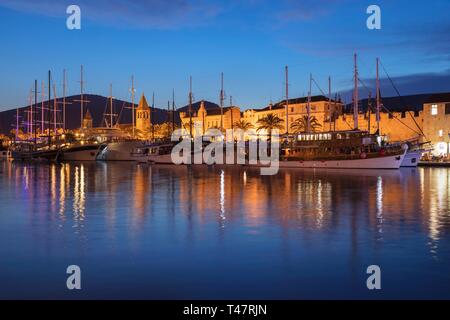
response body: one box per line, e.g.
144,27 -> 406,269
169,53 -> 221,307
379,149 -> 386,156
360,152 -> 367,159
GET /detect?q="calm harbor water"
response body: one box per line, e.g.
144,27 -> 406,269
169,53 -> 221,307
0,161 -> 449,299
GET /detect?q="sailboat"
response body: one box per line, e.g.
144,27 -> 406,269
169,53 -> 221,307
257,54 -> 408,170
10,71 -> 62,162
57,66 -> 102,162
96,80 -> 147,161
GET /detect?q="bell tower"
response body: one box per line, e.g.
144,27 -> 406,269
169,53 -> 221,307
136,94 -> 151,133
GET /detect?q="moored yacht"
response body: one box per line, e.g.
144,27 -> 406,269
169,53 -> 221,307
57,142 -> 102,161
96,140 -> 147,161
131,143 -> 174,164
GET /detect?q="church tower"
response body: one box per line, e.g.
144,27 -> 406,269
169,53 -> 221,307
136,94 -> 151,133
82,109 -> 93,129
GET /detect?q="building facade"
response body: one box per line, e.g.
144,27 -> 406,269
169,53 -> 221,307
422,94 -> 450,156
178,93 -> 450,159
179,100 -> 241,136
242,95 -> 343,133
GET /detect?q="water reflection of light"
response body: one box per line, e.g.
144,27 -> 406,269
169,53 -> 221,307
219,170 -> 226,223
73,165 -> 86,222
59,164 -> 66,219
428,169 -> 447,243
243,171 -> 247,185
23,166 -> 29,190
316,180 -> 323,229
376,176 -> 383,235
51,164 -> 57,213
296,177 -> 331,228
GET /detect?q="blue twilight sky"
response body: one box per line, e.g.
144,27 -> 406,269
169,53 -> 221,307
0,0 -> 449,111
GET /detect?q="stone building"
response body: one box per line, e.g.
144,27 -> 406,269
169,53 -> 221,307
422,93 -> 450,156
333,111 -> 423,142
136,94 -> 151,133
242,95 -> 344,133
82,109 -> 93,129
179,100 -> 241,136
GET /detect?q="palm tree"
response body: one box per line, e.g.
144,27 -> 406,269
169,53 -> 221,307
290,115 -> 322,133
256,114 -> 284,139
233,120 -> 254,131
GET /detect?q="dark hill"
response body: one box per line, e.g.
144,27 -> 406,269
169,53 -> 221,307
0,94 -> 181,135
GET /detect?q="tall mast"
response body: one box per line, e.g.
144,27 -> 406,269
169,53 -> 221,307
151,92 -> 155,141
307,73 -> 312,133
285,66 -> 289,134
109,83 -> 113,128
167,100 -> 171,137
220,72 -> 224,129
189,76 -> 193,138
53,83 -> 57,135
328,76 -> 332,132
353,53 -> 359,130
28,89 -> 32,139
15,107 -> 19,141
131,76 -> 135,137
63,69 -> 67,131
172,89 -> 175,132
80,65 -> 84,128
376,57 -> 381,133
368,92 -> 372,134
48,70 -> 51,146
41,81 -> 45,135
34,80 -> 37,142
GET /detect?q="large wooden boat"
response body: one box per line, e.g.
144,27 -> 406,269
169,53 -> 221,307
277,130 -> 407,169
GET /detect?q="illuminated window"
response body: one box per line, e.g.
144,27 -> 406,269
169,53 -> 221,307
439,129 -> 443,137
431,104 -> 438,116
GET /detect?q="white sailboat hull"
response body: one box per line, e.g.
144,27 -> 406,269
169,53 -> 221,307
277,153 -> 406,169
97,141 -> 146,161
247,151 -> 406,170
400,150 -> 422,167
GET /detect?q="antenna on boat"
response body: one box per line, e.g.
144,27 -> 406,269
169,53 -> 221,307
307,73 -> 312,133
220,72 -> 224,130
376,57 -> 381,134
189,76 -> 193,138
353,53 -> 359,130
